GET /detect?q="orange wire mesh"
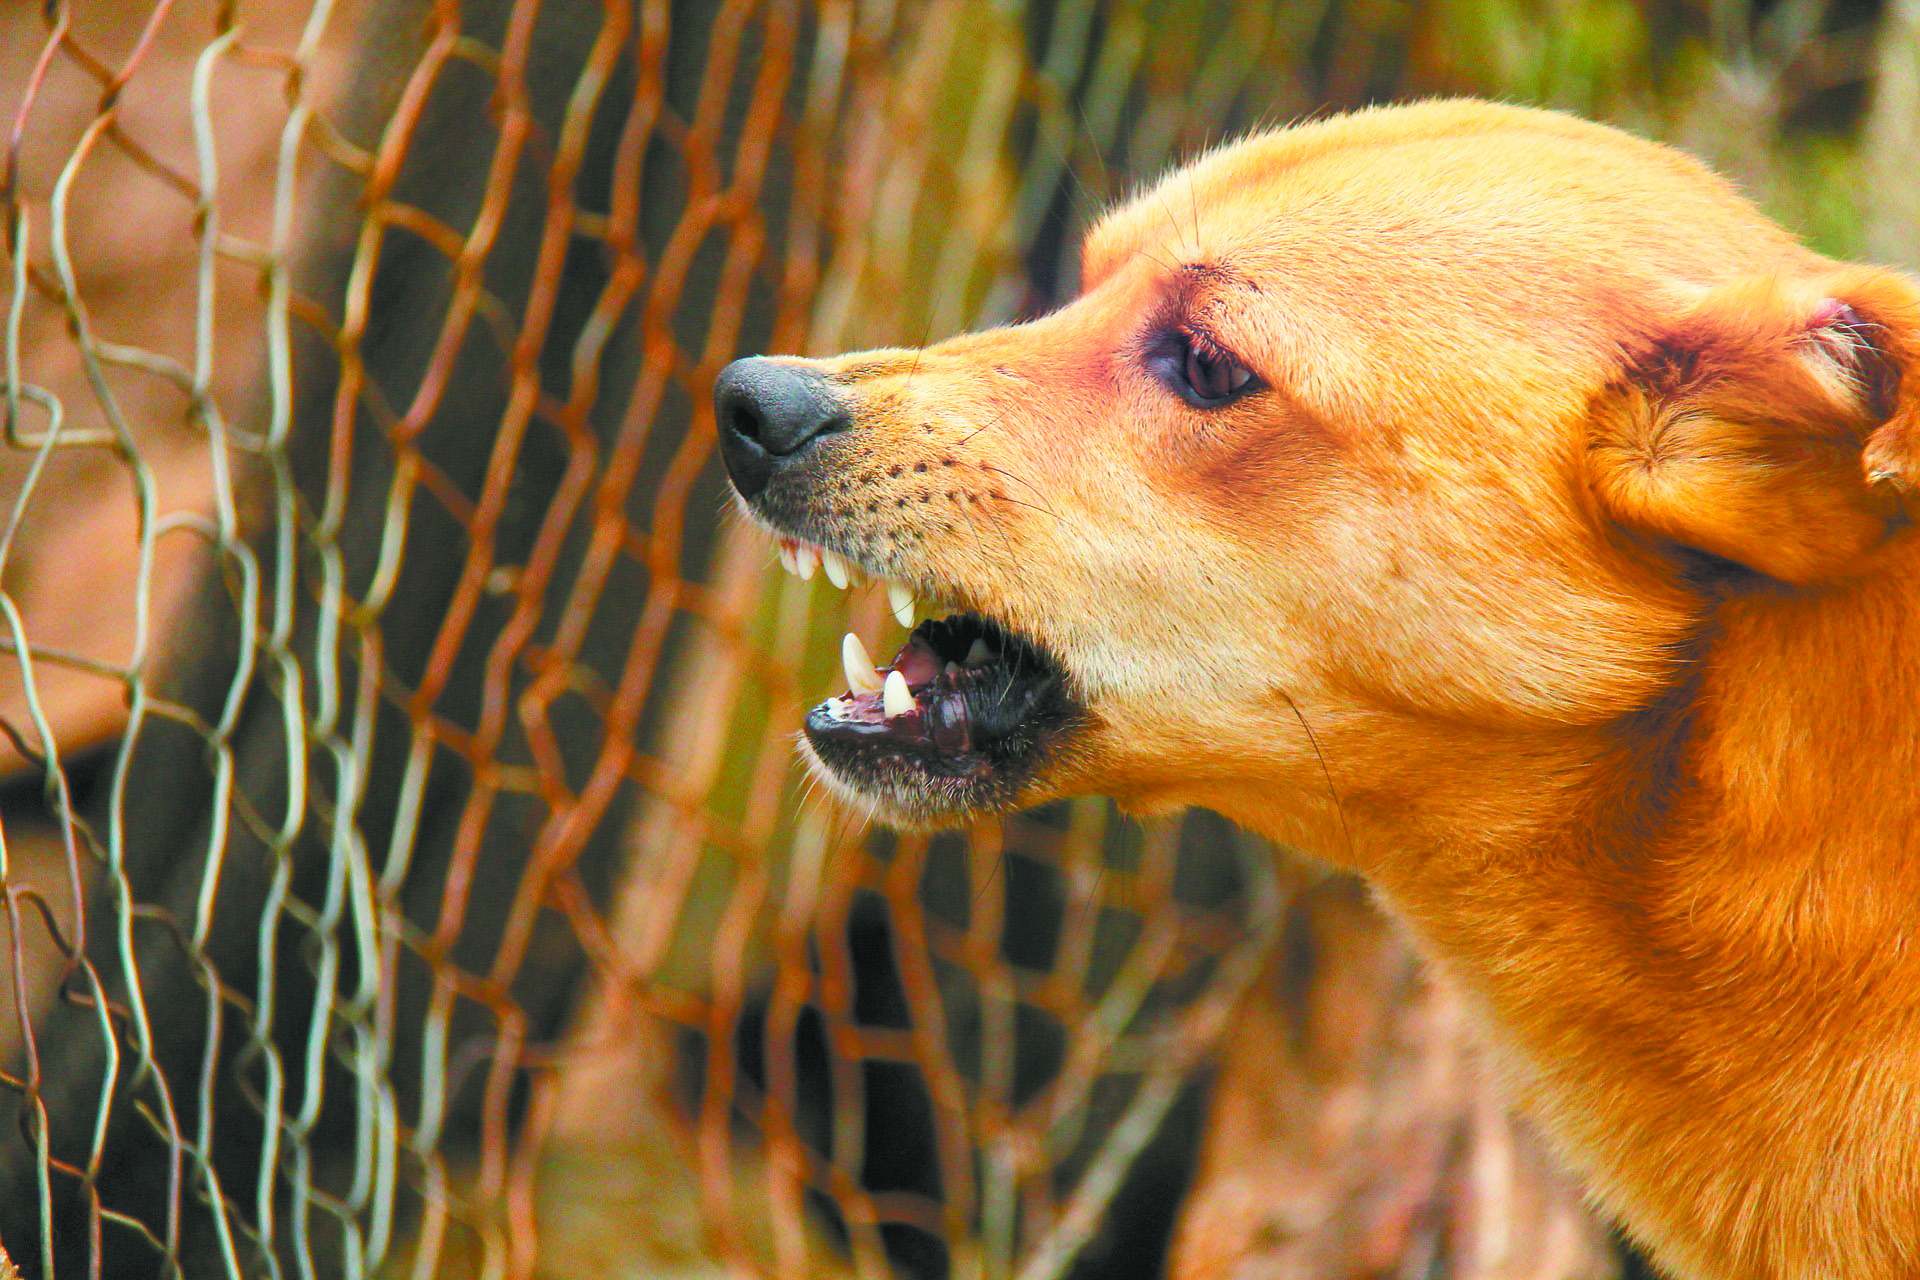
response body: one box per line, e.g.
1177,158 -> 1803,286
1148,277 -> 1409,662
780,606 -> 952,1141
0,1 -> 1303,1275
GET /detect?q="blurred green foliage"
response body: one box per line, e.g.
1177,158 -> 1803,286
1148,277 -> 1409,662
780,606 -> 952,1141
1102,0 -> 1914,269
1404,0 -> 1905,261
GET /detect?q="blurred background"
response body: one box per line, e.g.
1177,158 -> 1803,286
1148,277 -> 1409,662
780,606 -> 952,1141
0,0 -> 1912,1277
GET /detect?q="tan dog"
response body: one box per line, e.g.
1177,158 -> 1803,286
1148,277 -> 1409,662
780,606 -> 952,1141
713,101 -> 1920,1280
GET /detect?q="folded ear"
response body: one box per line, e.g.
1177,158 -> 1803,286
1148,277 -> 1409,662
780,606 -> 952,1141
1589,267 -> 1920,584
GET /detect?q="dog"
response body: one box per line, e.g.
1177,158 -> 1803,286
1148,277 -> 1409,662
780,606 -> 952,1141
712,100 -> 1920,1280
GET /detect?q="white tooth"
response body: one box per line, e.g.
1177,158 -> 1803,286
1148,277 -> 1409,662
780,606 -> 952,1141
778,543 -> 797,575
965,638 -> 995,667
794,544 -> 819,580
882,668 -> 915,718
825,695 -> 848,718
888,582 -> 915,628
841,632 -> 885,693
822,550 -> 850,590
944,662 -> 962,676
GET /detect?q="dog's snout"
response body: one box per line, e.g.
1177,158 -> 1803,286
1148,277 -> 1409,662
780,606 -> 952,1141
714,357 -> 851,501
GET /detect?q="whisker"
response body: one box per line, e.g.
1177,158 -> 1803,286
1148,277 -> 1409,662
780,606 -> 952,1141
1277,689 -> 1356,866
1134,245 -> 1180,275
950,494 -> 993,563
1158,188 -> 1192,258
1187,170 -> 1202,258
969,489 -> 1021,561
985,493 -> 1060,523
972,823 -> 1006,910
979,463 -> 1059,518
1071,99 -> 1112,212
902,310 -> 937,397
958,410 -> 1008,448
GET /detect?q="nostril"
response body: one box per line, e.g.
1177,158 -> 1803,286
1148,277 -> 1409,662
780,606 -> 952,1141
713,356 -> 851,504
725,397 -> 767,445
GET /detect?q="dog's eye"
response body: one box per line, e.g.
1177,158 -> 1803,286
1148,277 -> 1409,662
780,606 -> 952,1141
1175,334 -> 1255,405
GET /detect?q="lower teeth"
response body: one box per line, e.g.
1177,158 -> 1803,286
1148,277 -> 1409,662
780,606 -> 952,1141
882,669 -> 915,717
827,619 -> 1013,740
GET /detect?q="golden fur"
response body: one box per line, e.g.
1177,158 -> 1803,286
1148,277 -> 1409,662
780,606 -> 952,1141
743,101 -> 1920,1278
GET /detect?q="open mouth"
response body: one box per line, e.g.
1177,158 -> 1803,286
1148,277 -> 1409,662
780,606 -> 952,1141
772,538 -> 1081,823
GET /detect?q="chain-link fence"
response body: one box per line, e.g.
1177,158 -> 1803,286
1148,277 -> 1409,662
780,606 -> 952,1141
0,0 -> 1909,1277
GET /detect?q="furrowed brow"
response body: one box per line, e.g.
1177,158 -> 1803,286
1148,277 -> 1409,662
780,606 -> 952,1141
1160,260 -> 1255,328
1118,260 -> 1257,360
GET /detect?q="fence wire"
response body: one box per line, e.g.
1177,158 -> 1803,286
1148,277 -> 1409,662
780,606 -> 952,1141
0,0 -> 1902,1277
0,2 -> 1303,1276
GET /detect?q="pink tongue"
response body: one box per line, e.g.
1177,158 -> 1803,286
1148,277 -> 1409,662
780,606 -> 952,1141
889,633 -> 945,685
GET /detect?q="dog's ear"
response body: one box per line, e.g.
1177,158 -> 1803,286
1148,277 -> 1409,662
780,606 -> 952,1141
1590,267 -> 1920,583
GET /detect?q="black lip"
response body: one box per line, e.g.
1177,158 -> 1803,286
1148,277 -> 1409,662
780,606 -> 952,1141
802,614 -> 1082,822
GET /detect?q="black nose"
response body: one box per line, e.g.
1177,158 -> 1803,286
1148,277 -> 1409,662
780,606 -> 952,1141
714,357 -> 851,501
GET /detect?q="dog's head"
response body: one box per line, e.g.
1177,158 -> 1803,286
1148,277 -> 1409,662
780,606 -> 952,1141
715,101 -> 1920,849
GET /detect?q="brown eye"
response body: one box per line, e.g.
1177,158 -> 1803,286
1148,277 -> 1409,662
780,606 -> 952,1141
1180,337 -> 1254,403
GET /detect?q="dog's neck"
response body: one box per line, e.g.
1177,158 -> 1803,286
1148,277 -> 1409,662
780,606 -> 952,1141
1313,549 -> 1920,1276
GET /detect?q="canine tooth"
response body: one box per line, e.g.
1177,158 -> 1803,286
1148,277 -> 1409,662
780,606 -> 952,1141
822,550 -> 851,590
964,638 -> 995,666
888,582 -> 915,628
778,543 -> 797,575
882,668 -> 915,718
842,632 -> 885,693
794,544 -> 819,580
